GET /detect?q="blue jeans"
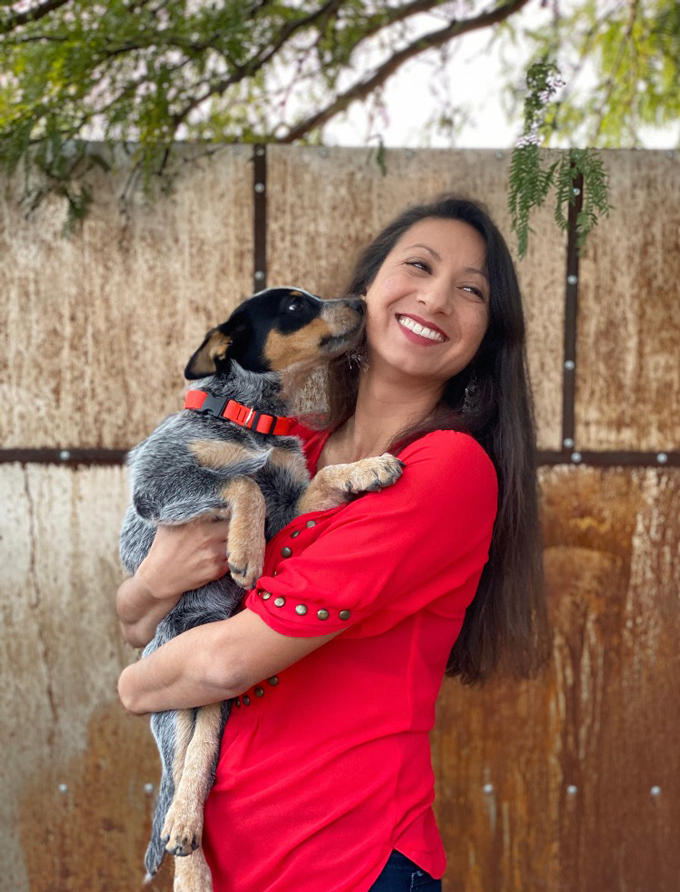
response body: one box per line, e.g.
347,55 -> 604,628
368,850 -> 442,891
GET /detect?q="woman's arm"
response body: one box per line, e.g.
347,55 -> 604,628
117,519 -> 230,648
117,608 -> 339,714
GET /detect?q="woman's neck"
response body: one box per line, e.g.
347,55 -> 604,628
327,365 -> 441,464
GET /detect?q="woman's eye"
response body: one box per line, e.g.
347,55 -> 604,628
406,260 -> 431,272
461,285 -> 484,300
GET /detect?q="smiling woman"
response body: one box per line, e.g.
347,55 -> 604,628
363,218 -> 490,388
324,195 -> 548,683
116,194 -> 549,892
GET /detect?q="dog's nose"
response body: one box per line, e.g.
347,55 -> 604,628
349,298 -> 366,316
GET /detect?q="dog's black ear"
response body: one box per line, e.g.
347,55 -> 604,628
184,327 -> 232,379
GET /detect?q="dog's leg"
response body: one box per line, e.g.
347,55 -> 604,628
174,848 -> 213,892
267,446 -> 310,485
219,477 -> 266,589
146,708 -> 197,878
162,702 -> 223,858
172,708 -> 196,789
297,453 -> 403,514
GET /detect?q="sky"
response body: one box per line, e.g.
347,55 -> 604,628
321,4 -> 680,151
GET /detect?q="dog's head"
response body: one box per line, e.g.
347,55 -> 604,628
185,287 -> 365,379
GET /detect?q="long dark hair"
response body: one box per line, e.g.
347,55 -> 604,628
325,194 -> 550,684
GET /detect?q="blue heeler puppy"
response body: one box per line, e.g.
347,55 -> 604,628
119,287 -> 403,891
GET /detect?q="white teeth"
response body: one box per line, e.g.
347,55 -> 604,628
397,315 -> 446,342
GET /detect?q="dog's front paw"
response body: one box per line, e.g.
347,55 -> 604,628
162,801 -> 202,858
342,453 -> 404,494
227,542 -> 265,589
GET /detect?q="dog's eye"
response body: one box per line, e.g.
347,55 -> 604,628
286,298 -> 303,312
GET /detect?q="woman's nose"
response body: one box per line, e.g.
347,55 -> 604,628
418,280 -> 451,314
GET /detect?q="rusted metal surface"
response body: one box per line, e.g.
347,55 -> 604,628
1,149 -> 679,892
253,144 -> 268,290
19,703 -> 173,892
432,466 -> 680,892
0,146 -> 253,451
0,464 -> 169,890
266,146 -> 567,452
0,448 -> 129,465
562,169 -> 583,448
4,463 -> 678,891
576,150 -> 680,452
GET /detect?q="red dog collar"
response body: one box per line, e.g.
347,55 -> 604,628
184,390 -> 294,436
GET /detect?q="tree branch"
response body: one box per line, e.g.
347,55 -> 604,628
0,0 -> 72,34
336,0 -> 461,52
589,0 -> 640,143
170,0 -> 345,127
279,0 -> 532,142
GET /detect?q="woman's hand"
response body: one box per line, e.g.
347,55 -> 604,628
117,519 -> 230,648
139,518 -> 230,601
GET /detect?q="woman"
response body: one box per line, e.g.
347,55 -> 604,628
117,195 -> 550,891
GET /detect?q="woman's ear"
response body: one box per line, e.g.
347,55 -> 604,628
184,327 -> 232,379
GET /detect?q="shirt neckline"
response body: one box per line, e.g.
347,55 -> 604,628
305,427 -> 334,477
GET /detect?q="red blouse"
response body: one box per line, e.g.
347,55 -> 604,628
203,425 -> 498,892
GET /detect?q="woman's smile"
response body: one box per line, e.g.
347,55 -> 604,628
395,313 -> 449,344
364,217 -> 490,386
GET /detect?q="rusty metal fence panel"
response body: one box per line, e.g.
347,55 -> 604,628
434,465 -> 680,892
576,152 -> 680,452
0,147 -> 678,892
0,145 -> 254,451
266,145 -> 567,452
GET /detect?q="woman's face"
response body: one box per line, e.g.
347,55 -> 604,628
364,217 -> 490,389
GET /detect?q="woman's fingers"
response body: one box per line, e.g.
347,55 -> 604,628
139,518 -> 232,600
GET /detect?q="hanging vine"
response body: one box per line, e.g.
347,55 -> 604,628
509,61 -> 611,257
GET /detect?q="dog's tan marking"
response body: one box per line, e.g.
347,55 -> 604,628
172,709 -> 196,789
163,702 -> 224,858
267,447 -> 310,485
320,300 -> 365,329
264,318 -> 334,371
190,439 -> 259,470
264,300 -> 364,372
173,847 -> 213,892
220,476 -> 266,588
297,453 -> 403,515
187,330 -> 232,377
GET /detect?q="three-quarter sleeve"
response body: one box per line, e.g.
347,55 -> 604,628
245,430 -> 498,639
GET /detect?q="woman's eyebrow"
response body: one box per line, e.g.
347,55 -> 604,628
404,245 -> 489,281
464,266 -> 489,280
405,243 -> 441,261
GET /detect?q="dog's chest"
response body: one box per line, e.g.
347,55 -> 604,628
255,447 -> 310,540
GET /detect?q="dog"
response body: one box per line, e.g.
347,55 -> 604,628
119,287 -> 403,891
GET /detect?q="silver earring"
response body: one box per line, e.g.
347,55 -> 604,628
462,371 -> 478,414
348,351 -> 368,370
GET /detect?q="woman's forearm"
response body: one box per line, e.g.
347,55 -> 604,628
116,569 -> 182,648
117,609 -> 338,716
118,620 -> 242,714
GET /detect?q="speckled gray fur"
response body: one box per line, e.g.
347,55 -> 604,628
120,362 -> 312,879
